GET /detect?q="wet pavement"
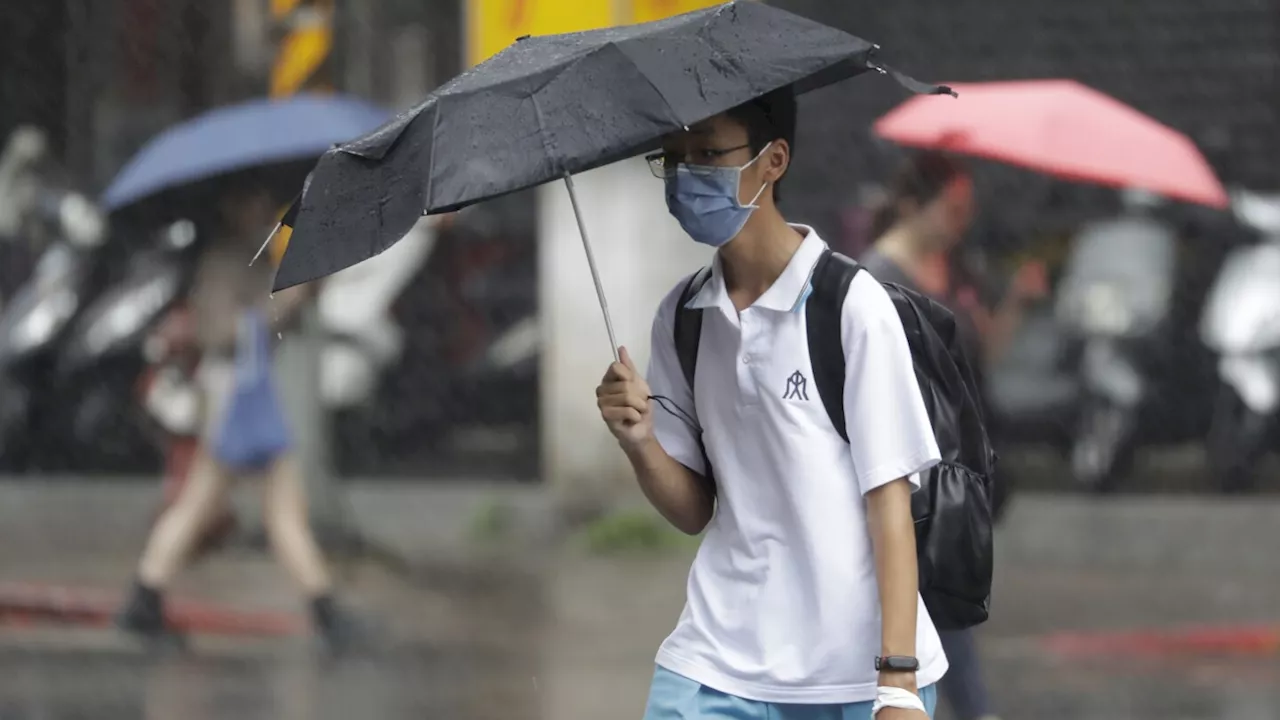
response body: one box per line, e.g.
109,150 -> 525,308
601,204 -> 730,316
0,637 -> 484,719
973,652 -> 1280,719
0,630 -> 1277,719
0,561 -> 545,720
0,482 -> 1276,720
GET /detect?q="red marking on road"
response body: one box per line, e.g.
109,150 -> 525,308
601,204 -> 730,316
1043,623 -> 1280,658
0,583 -> 303,637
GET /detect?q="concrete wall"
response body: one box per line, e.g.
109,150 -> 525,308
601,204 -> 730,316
538,157 -> 712,500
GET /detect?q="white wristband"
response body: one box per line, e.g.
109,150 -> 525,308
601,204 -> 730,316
872,686 -> 926,715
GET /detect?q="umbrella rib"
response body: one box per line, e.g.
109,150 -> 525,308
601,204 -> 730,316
611,43 -> 686,128
514,46 -> 605,97
526,44 -> 674,173
423,100 -> 442,213
528,91 -> 559,175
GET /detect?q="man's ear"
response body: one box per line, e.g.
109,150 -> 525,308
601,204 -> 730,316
764,139 -> 790,184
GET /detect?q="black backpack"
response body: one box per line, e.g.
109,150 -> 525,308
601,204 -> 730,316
673,248 -> 996,630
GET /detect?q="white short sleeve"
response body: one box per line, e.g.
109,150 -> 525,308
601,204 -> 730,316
646,281 -> 707,476
841,272 -> 941,495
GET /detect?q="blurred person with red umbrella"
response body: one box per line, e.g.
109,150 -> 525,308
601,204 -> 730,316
865,79 -> 1230,720
860,152 -> 1046,720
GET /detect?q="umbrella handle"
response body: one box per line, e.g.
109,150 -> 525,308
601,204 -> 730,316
563,172 -> 620,364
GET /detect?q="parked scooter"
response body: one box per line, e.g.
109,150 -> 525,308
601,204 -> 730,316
320,216 -> 437,412
1054,191 -> 1182,492
321,215 -> 439,471
56,219 -> 202,471
0,128 -> 110,472
1200,190 -> 1280,493
319,210 -> 538,473
361,205 -> 540,475
984,302 -> 1080,453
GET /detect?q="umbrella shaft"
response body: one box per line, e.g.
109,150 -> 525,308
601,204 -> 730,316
563,174 -> 620,363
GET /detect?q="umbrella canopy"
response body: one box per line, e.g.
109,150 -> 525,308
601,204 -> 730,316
274,0 -> 945,290
872,79 -> 1228,209
101,93 -> 391,213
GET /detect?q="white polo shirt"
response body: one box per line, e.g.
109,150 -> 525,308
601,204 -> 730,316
646,226 -> 947,704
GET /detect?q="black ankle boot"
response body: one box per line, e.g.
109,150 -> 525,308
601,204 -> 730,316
115,580 -> 185,648
311,594 -> 374,655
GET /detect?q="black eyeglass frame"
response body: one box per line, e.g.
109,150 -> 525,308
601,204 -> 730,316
645,143 -> 753,178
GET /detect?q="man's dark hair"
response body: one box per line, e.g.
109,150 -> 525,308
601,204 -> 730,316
724,85 -> 797,202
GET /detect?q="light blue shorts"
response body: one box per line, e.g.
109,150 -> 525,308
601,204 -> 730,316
642,666 -> 937,720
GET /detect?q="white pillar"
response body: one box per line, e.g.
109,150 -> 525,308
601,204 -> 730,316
538,157 -> 712,501
274,302 -> 337,523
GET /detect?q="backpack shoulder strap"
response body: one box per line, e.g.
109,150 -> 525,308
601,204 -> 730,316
673,267 -> 712,392
805,249 -> 862,443
672,266 -> 717,492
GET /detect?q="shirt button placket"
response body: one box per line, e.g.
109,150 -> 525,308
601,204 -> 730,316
738,312 -> 761,406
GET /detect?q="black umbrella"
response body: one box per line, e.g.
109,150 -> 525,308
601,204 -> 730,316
272,0 -> 950,357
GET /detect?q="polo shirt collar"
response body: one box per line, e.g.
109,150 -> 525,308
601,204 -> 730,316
685,225 -> 826,314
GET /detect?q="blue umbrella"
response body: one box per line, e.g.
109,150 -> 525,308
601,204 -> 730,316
101,93 -> 392,212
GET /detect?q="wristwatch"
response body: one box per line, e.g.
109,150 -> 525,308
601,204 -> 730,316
875,656 -> 920,673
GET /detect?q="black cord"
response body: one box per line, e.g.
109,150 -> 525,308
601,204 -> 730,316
649,394 -> 700,433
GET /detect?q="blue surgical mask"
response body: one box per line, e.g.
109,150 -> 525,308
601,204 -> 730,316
664,143 -> 771,247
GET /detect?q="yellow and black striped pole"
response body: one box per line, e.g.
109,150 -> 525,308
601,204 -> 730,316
270,0 -> 334,98
266,0 -> 333,262
266,0 -> 340,526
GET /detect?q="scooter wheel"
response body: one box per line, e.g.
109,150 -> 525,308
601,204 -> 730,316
0,390 -> 32,474
0,430 -> 30,473
1071,401 -> 1136,494
1207,385 -> 1270,494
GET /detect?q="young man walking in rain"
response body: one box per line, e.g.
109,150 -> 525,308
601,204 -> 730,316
597,88 -> 945,719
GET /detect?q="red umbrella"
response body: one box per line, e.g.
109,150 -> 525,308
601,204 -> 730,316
873,79 -> 1228,208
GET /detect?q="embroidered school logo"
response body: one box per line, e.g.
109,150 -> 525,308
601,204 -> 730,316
783,370 -> 809,401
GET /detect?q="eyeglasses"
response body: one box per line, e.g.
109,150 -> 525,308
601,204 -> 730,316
645,144 -> 752,179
